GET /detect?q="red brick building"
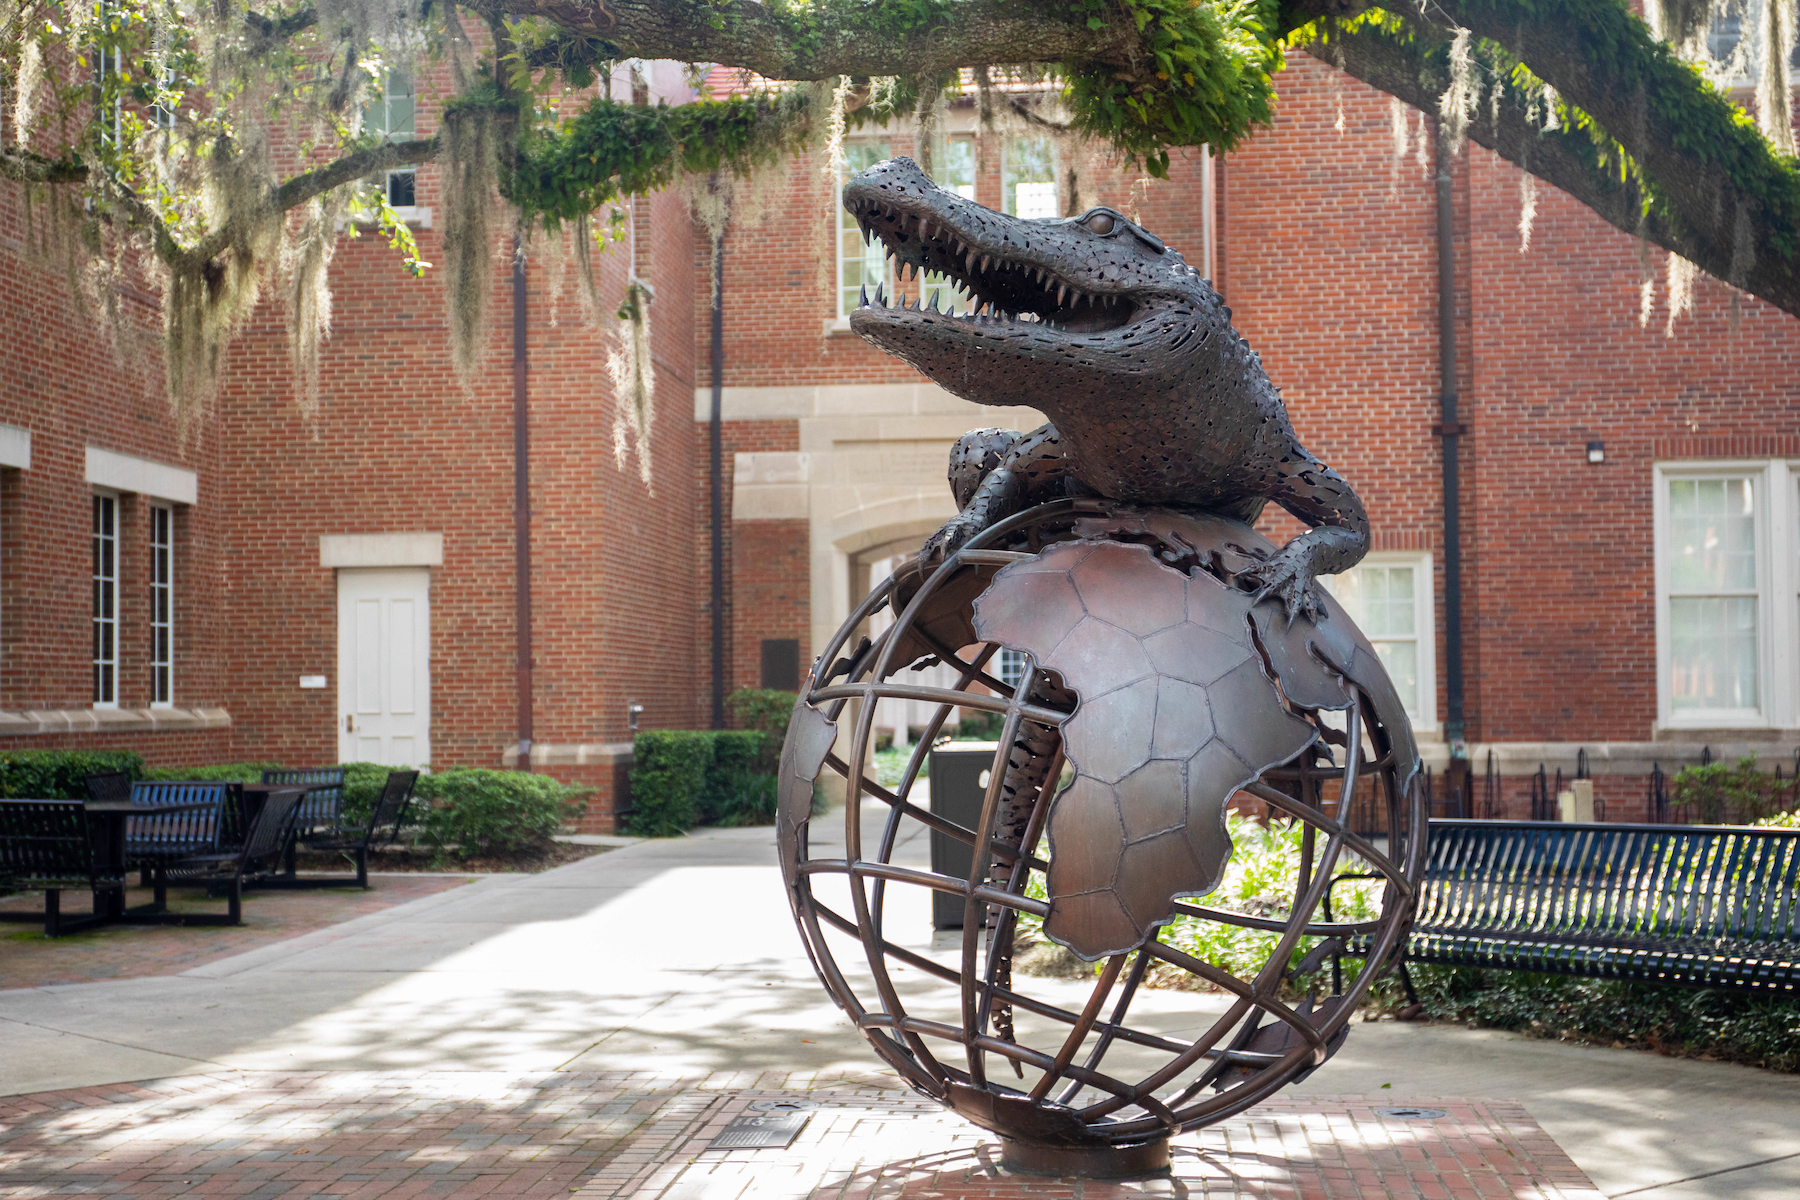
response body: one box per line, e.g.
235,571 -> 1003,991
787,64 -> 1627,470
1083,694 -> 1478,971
2,53 -> 1794,829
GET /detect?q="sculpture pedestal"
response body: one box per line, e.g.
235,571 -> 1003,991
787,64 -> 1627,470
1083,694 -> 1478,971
998,1136 -> 1170,1179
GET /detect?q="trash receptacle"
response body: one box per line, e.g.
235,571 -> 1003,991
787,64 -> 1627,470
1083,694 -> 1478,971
928,742 -> 997,929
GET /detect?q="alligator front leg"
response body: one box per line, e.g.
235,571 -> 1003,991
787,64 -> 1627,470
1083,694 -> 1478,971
922,423 -> 1077,564
1242,449 -> 1370,622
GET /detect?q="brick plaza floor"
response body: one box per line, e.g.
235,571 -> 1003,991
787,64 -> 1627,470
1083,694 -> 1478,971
0,876 -> 477,989
0,1069 -> 1605,1200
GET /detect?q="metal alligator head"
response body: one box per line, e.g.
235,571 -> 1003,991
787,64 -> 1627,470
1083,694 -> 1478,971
844,156 -> 1225,411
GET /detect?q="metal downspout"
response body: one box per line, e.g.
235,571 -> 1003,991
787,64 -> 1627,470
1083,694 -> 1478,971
1435,128 -> 1466,749
513,235 -> 534,768
709,233 -> 726,730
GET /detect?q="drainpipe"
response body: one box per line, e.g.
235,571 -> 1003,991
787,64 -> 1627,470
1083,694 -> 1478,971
1435,127 -> 1466,752
513,235 -> 534,769
709,231 -> 727,730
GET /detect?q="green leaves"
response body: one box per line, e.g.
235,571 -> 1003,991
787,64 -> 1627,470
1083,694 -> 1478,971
1062,0 -> 1286,168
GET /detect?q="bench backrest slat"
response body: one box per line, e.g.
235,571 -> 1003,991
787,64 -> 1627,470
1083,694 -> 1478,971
126,781 -> 232,857
1420,820 -> 1800,949
0,799 -> 106,885
262,768 -> 347,830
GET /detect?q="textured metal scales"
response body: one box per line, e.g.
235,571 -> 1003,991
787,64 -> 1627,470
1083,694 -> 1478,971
776,161 -> 1424,1176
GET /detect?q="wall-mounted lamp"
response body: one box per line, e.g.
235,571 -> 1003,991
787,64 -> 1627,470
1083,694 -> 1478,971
627,701 -> 645,733
1586,441 -> 1606,464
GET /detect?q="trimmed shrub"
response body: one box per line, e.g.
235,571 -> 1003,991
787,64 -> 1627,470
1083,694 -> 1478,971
700,730 -> 771,823
628,730 -> 713,836
332,761 -> 404,828
416,768 -> 586,859
710,768 -> 778,827
141,761 -> 284,784
0,750 -> 144,798
727,688 -> 798,742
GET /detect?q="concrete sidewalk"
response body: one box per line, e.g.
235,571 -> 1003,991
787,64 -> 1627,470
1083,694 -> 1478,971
2,816 -> 1796,1198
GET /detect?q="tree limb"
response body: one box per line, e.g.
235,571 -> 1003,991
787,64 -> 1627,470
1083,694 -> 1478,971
458,0 -> 1137,77
1317,0 -> 1800,317
0,146 -> 90,185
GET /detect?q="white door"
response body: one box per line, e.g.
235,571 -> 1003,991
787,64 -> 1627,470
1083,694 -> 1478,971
337,568 -> 431,766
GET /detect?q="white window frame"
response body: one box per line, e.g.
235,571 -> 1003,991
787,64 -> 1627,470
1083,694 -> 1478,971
919,136 -> 977,316
1653,459 -> 1799,731
92,491 -> 119,709
1321,551 -> 1438,733
150,503 -> 173,708
1002,136 -> 1059,218
836,140 -> 892,319
365,71 -> 421,216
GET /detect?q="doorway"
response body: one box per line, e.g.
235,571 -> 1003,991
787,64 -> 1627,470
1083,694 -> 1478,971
336,568 -> 431,766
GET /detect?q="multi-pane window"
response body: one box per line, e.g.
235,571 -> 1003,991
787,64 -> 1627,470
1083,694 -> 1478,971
838,141 -> 892,317
92,494 -> 118,707
997,648 -> 1029,693
1003,138 -> 1058,218
364,71 -> 418,207
1664,476 -> 1761,714
919,138 -> 976,316
150,504 -> 173,706
1322,555 -> 1436,728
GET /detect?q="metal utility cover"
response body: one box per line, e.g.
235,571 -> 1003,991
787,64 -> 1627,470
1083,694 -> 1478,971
707,1102 -> 813,1150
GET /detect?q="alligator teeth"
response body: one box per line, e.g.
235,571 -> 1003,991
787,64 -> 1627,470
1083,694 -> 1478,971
1057,284 -> 1067,305
979,255 -> 990,272
966,248 -> 977,272
859,284 -> 869,308
918,216 -> 931,239
875,283 -> 887,306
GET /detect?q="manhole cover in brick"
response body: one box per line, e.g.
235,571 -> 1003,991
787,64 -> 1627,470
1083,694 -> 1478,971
709,1104 -> 813,1149
1374,1107 -> 1448,1120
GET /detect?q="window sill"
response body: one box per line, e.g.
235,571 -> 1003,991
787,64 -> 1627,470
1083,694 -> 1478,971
339,206 -> 433,231
0,706 -> 231,736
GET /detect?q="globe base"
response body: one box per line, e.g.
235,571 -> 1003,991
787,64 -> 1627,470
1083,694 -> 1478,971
999,1136 -> 1171,1179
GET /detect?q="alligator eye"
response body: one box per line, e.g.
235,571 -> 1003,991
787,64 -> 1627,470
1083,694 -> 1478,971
1082,212 -> 1116,235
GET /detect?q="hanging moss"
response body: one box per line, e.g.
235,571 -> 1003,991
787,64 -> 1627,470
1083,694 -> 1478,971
439,104 -> 500,381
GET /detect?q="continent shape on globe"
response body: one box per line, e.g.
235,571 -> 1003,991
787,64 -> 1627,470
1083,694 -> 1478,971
973,539 -> 1328,960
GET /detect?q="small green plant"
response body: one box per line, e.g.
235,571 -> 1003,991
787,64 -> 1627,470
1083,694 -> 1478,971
0,750 -> 144,798
415,768 -> 586,859
709,768 -> 779,827
1671,756 -> 1792,824
1017,812 -> 1385,990
1406,965 -> 1800,1073
628,730 -> 714,836
953,710 -> 1006,741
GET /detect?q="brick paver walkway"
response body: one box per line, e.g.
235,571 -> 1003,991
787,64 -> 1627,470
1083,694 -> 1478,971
0,1070 -> 1604,1200
0,876 -> 475,988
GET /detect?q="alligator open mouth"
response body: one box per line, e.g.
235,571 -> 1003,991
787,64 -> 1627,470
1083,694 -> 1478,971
846,195 -> 1142,336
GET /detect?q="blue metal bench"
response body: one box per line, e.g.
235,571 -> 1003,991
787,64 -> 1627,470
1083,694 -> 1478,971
0,800 -> 127,935
291,770 -> 419,888
144,788 -> 309,925
124,781 -> 234,865
1398,819 -> 1800,993
262,768 -> 346,834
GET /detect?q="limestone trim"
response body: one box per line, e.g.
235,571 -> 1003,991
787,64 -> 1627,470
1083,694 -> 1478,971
0,706 -> 231,737
85,446 -> 198,505
319,532 -> 445,568
501,741 -> 635,768
0,423 -> 29,470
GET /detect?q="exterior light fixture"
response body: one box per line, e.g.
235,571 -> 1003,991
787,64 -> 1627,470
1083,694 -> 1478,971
627,701 -> 645,733
1586,441 -> 1605,464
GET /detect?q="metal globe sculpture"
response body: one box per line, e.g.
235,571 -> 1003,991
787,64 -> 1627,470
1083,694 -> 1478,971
777,501 -> 1425,1177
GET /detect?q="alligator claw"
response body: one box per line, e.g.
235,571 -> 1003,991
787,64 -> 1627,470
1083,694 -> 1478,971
921,515 -> 986,566
1244,552 -> 1323,625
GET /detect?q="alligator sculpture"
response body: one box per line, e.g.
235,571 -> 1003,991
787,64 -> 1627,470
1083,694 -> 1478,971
843,156 -> 1368,619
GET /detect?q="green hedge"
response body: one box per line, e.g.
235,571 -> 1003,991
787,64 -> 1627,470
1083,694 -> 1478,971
628,731 -> 713,836
414,768 -> 586,859
702,730 -> 777,827
727,688 -> 797,741
0,750 -> 144,798
141,761 -> 284,784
